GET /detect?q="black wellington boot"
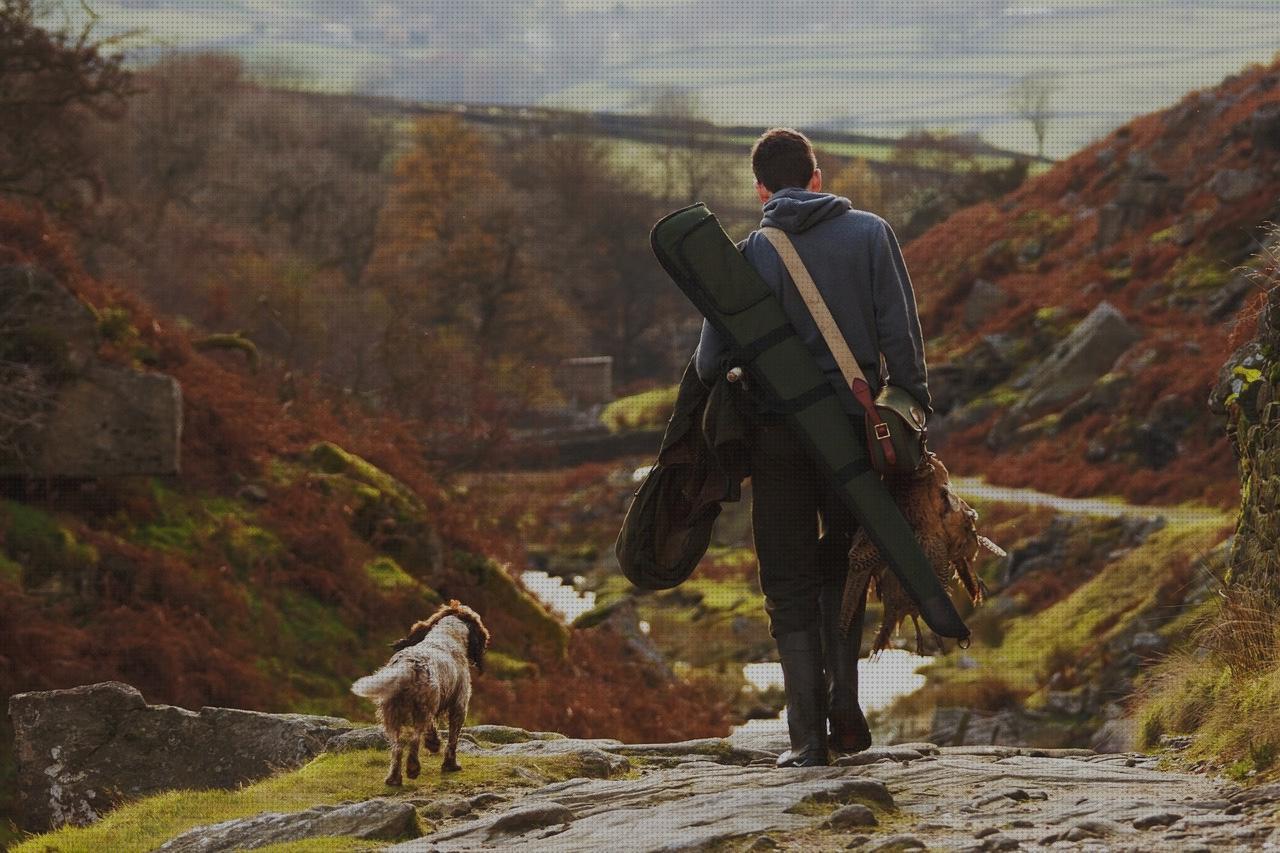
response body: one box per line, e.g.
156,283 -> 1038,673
774,629 -> 829,768
822,586 -> 872,754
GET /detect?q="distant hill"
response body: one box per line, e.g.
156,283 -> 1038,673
911,57 -> 1280,507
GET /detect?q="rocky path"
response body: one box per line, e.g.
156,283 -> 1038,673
370,729 -> 1276,852
12,683 -> 1279,852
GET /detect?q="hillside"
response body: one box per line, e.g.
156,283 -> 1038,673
910,57 -> 1280,507
0,203 -> 727,836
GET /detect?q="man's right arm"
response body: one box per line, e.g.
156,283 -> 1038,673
868,217 -> 932,415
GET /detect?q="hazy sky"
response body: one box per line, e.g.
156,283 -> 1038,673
64,1 -> 1280,158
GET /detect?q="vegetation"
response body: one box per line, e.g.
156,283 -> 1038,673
601,385 -> 679,433
13,748 -> 618,853
1136,238 -> 1280,779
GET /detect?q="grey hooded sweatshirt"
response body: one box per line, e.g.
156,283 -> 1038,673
693,187 -> 931,417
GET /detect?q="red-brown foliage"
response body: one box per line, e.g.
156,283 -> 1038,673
910,59 -> 1280,508
0,197 -> 726,747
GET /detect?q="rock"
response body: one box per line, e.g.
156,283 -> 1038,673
1133,810 -> 1183,829
1251,102 -> 1280,151
1205,270 -> 1257,322
154,798 -> 419,852
415,795 -> 474,820
613,738 -> 771,766
469,791 -> 510,810
833,747 -> 925,766
1016,302 -> 1141,415
1209,167 -> 1265,202
486,803 -> 575,837
1093,156 -> 1183,248
963,280 -> 1011,329
1130,632 -> 1167,656
326,726 -> 387,752
388,764 -> 894,852
0,265 -> 182,477
823,803 -> 878,829
585,598 -> 673,679
1090,718 -> 1138,753
867,835 -> 926,851
237,484 -> 270,503
9,682 -> 351,831
740,836 -> 779,851
466,724 -> 563,745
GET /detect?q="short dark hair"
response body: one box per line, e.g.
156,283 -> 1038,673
751,128 -> 817,193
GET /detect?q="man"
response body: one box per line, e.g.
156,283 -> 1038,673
694,127 -> 931,767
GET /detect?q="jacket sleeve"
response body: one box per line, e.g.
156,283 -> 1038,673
693,317 -> 727,387
869,218 -> 932,415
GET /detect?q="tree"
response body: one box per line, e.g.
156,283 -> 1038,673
827,158 -> 884,214
1008,70 -> 1061,159
0,0 -> 134,216
646,86 -> 722,207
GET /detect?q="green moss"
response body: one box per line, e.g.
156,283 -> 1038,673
601,385 -> 678,433
1170,253 -> 1230,292
364,556 -> 419,591
455,551 -> 568,658
223,523 -> 284,574
193,332 -> 261,372
13,749 -> 606,853
1,500 -> 99,588
309,443 -> 418,508
484,651 -> 537,680
571,598 -> 625,630
924,518 -> 1229,704
96,307 -> 137,345
0,553 -> 23,585
250,840 -> 381,853
306,444 -> 438,567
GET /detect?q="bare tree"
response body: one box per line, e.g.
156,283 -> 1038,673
0,0 -> 134,216
1008,70 -> 1061,159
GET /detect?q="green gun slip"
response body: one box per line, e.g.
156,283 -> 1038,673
650,203 -> 969,641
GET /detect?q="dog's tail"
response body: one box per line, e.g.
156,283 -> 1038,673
351,657 -> 414,701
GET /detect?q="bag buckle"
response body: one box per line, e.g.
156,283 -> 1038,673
874,422 -> 891,441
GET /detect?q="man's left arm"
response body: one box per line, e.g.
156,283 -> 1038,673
869,218 -> 932,416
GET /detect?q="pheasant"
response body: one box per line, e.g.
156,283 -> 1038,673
840,452 -> 1005,653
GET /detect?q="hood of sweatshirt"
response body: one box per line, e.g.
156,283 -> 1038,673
759,188 -> 853,234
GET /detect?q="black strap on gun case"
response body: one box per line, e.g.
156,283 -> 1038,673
650,203 -> 969,640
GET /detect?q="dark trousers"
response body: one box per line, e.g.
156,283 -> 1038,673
749,415 -> 858,637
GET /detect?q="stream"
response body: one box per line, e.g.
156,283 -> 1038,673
518,567 -> 929,737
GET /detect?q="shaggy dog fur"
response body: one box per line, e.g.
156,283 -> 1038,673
351,600 -> 490,785
841,453 -> 1004,653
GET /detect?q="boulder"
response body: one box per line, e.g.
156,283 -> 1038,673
8,682 -> 352,831
990,302 -> 1140,446
962,280 -> 1011,330
1094,155 -> 1183,249
1251,102 -> 1280,151
13,365 -> 183,477
1209,167 -> 1265,202
1090,718 -> 1138,753
0,264 -> 182,477
155,798 -> 420,852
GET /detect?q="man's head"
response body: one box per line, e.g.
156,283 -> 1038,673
751,127 -> 821,202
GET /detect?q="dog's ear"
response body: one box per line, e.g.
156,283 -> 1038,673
390,622 -> 430,652
459,608 -> 491,672
466,625 -> 487,673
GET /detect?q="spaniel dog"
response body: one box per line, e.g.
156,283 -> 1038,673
351,600 -> 490,785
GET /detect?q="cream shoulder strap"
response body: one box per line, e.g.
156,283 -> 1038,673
760,226 -> 868,390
